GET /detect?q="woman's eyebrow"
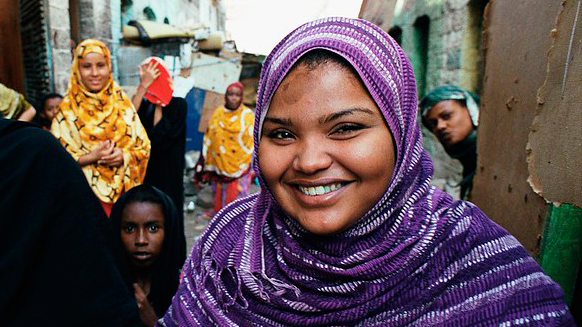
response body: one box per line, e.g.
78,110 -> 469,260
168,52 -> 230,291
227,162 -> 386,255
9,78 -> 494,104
318,108 -> 375,124
263,117 -> 293,126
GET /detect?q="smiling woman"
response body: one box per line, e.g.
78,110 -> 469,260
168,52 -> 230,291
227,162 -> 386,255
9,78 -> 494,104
51,39 -> 151,216
160,17 -> 573,326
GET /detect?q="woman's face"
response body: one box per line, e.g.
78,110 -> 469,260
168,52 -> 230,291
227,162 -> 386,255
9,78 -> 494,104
120,202 -> 165,269
259,62 -> 395,235
225,86 -> 243,110
424,100 -> 474,148
78,52 -> 110,92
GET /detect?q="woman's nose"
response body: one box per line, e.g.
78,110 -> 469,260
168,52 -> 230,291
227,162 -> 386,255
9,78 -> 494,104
292,138 -> 332,174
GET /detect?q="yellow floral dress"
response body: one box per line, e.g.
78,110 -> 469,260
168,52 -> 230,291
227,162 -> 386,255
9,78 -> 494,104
51,39 -> 151,204
202,104 -> 254,178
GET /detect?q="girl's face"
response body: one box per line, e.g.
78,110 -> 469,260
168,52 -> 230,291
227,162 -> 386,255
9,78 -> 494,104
41,97 -> 62,121
120,202 -> 165,269
78,52 -> 110,92
259,62 -> 395,235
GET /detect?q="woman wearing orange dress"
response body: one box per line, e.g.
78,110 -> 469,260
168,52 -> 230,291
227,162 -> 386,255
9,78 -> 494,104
52,39 -> 150,216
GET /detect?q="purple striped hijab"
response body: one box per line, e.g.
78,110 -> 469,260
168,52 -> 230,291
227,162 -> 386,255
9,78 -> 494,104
160,17 -> 573,326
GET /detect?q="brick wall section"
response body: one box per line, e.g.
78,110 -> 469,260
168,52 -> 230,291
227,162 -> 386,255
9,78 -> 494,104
47,0 -> 72,94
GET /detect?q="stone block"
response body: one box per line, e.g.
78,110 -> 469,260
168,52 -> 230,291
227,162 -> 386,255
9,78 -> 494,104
48,6 -> 70,30
51,28 -> 71,50
48,0 -> 68,9
52,50 -> 72,78
55,73 -> 70,94
446,51 -> 460,69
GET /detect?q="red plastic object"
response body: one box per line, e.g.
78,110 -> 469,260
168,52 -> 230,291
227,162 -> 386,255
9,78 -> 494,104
143,57 -> 174,107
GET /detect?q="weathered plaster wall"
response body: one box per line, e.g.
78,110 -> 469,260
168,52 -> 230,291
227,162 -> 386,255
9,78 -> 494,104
472,0 -> 564,255
526,0 -> 582,208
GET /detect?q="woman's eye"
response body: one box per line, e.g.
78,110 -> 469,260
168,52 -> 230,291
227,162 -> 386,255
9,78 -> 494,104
332,124 -> 365,135
148,224 -> 159,232
442,113 -> 451,120
123,225 -> 135,233
267,130 -> 294,140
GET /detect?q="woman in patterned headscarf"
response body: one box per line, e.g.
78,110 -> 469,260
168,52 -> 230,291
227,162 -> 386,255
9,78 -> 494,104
196,81 -> 255,215
160,18 -> 572,327
52,39 -> 150,216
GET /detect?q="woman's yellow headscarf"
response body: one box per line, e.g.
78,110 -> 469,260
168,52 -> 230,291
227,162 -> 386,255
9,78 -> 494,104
51,39 -> 151,203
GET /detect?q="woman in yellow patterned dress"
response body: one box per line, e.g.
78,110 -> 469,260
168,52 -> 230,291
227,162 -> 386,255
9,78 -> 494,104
52,39 -> 150,217
197,82 -> 255,214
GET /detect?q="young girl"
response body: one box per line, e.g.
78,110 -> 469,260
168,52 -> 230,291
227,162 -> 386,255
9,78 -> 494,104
160,18 -> 573,326
110,185 -> 185,327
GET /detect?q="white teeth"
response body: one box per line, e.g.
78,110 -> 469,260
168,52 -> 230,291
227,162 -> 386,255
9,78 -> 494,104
298,183 -> 344,196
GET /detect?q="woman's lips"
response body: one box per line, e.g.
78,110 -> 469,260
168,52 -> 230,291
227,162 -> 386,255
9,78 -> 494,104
132,252 -> 152,261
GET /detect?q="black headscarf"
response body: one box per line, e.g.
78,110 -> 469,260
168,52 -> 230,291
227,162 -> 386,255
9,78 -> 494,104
0,119 -> 141,327
109,185 -> 186,317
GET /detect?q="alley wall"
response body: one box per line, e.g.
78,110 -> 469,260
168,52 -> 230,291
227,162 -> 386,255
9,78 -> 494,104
361,0 -> 489,198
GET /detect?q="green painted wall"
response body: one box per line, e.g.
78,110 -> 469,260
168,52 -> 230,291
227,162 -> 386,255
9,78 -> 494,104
538,204 -> 582,305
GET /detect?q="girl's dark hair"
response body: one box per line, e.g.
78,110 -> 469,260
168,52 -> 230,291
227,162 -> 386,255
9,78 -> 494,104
40,93 -> 63,112
109,185 -> 186,317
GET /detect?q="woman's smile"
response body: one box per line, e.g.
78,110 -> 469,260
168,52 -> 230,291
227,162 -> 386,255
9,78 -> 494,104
287,179 -> 353,207
295,182 -> 349,196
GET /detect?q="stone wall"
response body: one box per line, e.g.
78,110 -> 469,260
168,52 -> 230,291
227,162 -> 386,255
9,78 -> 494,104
79,0 -> 114,42
47,0 -> 73,94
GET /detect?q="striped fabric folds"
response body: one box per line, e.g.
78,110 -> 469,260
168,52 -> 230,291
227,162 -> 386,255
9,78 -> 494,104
159,17 -> 573,326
